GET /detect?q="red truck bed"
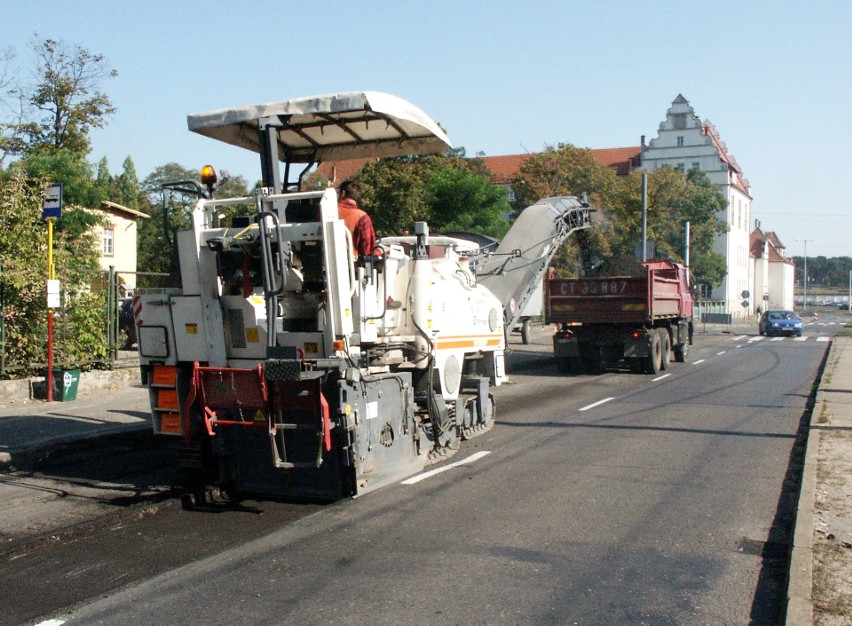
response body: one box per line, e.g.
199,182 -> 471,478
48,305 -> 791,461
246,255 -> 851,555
546,260 -> 693,325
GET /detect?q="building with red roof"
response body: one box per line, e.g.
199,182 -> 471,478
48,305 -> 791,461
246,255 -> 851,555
751,221 -> 795,311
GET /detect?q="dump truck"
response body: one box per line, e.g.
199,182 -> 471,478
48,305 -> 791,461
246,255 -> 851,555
547,259 -> 694,374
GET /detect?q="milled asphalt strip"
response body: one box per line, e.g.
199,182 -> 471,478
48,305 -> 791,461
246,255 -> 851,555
578,397 -> 614,412
401,451 -> 491,485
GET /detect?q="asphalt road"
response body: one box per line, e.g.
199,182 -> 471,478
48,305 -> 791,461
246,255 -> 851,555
3,318 -> 841,626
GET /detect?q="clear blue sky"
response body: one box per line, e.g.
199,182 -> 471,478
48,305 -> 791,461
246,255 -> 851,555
5,0 -> 851,257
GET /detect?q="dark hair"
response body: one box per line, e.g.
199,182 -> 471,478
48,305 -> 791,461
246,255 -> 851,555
339,179 -> 362,203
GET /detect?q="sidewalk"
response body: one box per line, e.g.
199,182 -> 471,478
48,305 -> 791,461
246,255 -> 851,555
0,327 -> 848,622
0,365 -> 150,468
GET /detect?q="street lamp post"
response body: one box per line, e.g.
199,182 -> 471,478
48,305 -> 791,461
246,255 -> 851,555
797,239 -> 812,310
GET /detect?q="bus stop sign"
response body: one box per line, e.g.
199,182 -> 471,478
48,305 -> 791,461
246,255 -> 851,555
42,183 -> 63,219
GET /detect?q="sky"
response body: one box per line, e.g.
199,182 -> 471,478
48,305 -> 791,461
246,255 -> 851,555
4,0 -> 852,258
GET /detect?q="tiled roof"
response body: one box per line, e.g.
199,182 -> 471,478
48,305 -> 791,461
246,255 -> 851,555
749,227 -> 792,264
314,147 -> 642,186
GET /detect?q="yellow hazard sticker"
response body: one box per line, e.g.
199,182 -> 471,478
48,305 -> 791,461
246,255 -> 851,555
185,323 -> 198,334
246,328 -> 259,343
344,404 -> 351,415
304,342 -> 318,354
254,410 -> 265,422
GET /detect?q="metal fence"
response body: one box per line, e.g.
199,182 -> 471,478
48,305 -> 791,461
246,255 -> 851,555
693,300 -> 729,318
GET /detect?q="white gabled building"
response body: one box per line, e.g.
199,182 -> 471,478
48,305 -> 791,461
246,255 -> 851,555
750,222 -> 795,311
641,94 -> 753,317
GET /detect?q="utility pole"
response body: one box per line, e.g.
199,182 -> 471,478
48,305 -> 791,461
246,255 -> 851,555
797,239 -> 812,310
641,172 -> 648,262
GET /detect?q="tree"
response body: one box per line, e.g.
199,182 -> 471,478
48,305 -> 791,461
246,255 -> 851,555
422,167 -> 510,238
511,144 -> 620,276
0,168 -> 106,376
511,143 -> 618,212
137,164 -> 251,276
607,167 -> 728,286
354,151 -> 509,238
10,38 -> 117,156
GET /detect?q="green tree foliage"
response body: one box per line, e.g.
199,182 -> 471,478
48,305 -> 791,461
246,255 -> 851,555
422,167 -> 510,237
137,164 -> 250,276
0,169 -> 106,376
792,256 -> 852,290
11,38 -> 117,156
511,144 -> 620,277
354,152 -> 509,238
607,167 -> 728,286
512,143 -> 618,211
512,144 -> 728,285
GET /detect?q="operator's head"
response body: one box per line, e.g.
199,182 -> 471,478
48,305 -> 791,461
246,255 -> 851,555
339,179 -> 362,203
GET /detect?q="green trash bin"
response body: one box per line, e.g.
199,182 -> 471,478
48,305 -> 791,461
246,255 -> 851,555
52,368 -> 80,401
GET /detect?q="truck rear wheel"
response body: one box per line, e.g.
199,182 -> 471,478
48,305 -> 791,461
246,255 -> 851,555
658,329 -> 671,370
645,332 -> 662,374
674,341 -> 689,363
521,318 -> 532,345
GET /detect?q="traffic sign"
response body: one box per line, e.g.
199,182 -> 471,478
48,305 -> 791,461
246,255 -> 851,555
42,183 -> 63,219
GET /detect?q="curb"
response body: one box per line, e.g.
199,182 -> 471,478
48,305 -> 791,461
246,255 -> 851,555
0,364 -> 140,404
787,406 -> 819,624
784,339 -> 837,624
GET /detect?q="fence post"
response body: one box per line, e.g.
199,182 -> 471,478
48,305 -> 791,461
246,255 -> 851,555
108,266 -> 117,366
0,259 -> 4,374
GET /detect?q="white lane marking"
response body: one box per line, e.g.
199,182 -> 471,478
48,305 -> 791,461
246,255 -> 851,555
652,374 -> 671,382
794,336 -> 807,342
770,337 -> 784,342
34,620 -> 66,626
717,351 -> 726,355
401,451 -> 491,485
817,336 -> 830,342
735,344 -> 743,348
733,335 -> 747,341
578,397 -> 615,412
749,336 -> 765,343
692,359 -> 706,365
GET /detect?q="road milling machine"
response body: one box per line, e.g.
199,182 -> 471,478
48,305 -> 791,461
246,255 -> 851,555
133,92 -> 591,501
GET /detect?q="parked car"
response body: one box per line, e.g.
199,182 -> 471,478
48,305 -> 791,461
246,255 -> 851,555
837,301 -> 851,311
758,309 -> 803,337
119,297 -> 137,349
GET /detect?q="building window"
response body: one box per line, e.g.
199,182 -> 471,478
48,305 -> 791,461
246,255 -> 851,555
677,136 -> 684,147
676,163 -> 685,172
691,161 -> 700,170
103,227 -> 114,256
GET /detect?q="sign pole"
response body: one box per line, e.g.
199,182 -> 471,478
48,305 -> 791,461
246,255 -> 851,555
42,183 -> 62,402
47,218 -> 55,401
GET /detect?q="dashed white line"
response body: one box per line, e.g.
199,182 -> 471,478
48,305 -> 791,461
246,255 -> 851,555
794,337 -> 807,342
579,397 -> 614,412
692,359 -> 706,365
733,335 -> 747,341
717,351 -> 726,355
817,336 -> 830,342
652,373 -> 671,382
34,620 -> 66,626
401,451 -> 491,485
770,337 -> 784,342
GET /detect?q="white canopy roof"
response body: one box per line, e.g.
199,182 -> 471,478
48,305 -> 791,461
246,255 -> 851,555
187,91 -> 452,163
